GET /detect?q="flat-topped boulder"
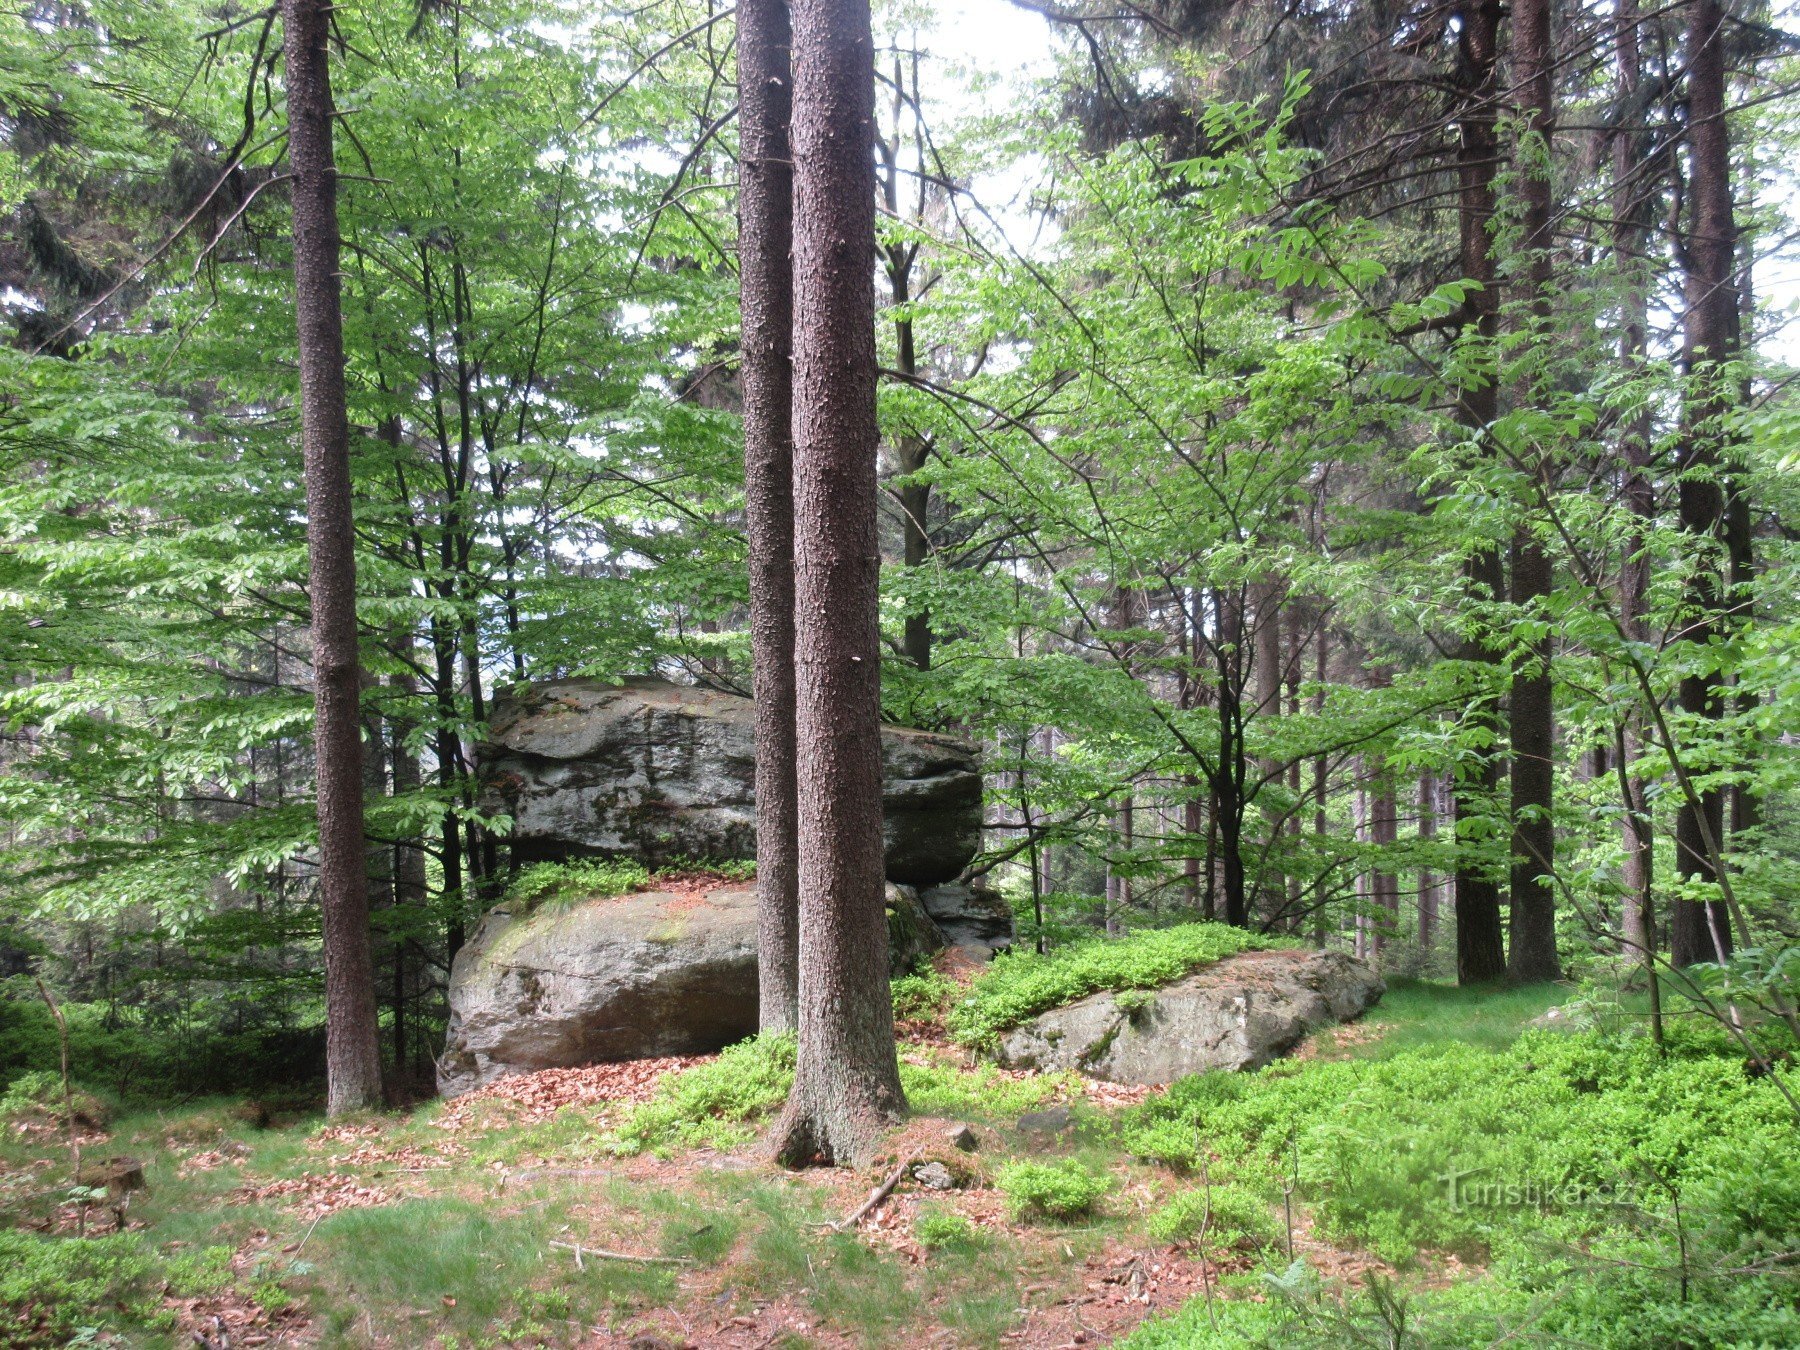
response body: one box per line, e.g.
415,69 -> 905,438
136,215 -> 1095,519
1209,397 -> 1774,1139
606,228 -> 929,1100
479,677 -> 982,886
993,948 -> 1383,1084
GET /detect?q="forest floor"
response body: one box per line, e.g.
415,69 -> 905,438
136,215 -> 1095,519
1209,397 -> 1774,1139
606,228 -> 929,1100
0,979 -> 1569,1349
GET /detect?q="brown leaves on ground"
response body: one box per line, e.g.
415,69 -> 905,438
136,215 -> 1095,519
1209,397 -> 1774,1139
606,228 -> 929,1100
434,1056 -> 711,1128
167,1231 -> 313,1349
235,1171 -> 389,1219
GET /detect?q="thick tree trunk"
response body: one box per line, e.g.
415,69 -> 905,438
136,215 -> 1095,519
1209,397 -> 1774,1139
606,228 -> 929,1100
1451,0 -> 1508,984
1504,0 -> 1561,984
737,0 -> 801,1032
1670,0 -> 1735,967
283,0 -> 382,1115
1613,0 -> 1656,961
770,0 -> 905,1167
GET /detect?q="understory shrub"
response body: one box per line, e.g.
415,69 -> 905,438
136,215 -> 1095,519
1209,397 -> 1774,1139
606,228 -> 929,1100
913,1205 -> 981,1251
0,1230 -> 233,1347
996,1159 -> 1112,1221
1119,1026 -> 1796,1262
1146,1182 -> 1282,1256
891,968 -> 955,1022
507,858 -> 650,909
948,924 -> 1281,1050
609,1033 -> 794,1154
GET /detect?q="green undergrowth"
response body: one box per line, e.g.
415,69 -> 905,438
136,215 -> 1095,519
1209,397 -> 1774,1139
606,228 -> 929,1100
506,857 -> 758,914
508,857 -> 652,908
1341,978 -> 1564,1057
0,1228 -> 234,1346
610,1033 -> 796,1154
947,923 -> 1285,1050
1116,1007 -> 1800,1348
609,1032 -> 1087,1155
996,1158 -> 1112,1221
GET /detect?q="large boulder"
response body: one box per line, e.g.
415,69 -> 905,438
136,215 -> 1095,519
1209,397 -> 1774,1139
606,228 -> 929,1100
438,880 -> 953,1097
479,677 -> 981,886
993,949 -> 1383,1084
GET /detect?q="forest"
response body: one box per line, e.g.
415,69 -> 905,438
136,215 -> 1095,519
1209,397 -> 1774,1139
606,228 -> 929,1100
1,0 -> 1798,1345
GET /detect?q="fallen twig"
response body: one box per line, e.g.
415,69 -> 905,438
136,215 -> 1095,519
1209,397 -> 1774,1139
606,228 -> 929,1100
827,1151 -> 919,1232
549,1240 -> 692,1268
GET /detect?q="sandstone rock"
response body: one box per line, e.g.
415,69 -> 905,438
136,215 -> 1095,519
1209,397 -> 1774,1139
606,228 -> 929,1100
1016,1106 -> 1072,1134
438,880 -> 949,1096
994,949 -> 1384,1085
887,882 -> 947,972
913,1161 -> 956,1191
919,882 -> 1014,952
479,677 -> 981,886
946,1123 -> 978,1152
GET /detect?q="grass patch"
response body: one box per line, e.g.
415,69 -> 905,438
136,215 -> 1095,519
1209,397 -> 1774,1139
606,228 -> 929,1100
897,1051 -> 1069,1118
948,923 -> 1284,1050
1344,978 -> 1564,1057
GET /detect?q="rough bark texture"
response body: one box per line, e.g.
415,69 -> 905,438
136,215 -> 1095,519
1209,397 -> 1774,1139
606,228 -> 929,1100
737,0 -> 801,1031
283,0 -> 383,1114
1670,0 -> 1735,967
1504,0 -> 1560,984
771,0 -> 905,1168
1451,0 -> 1508,985
1613,0 -> 1655,961
1252,580 -> 1284,906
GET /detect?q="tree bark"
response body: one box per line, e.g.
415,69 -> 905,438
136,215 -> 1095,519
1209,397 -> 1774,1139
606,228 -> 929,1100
1252,579 -> 1284,906
1418,769 -> 1438,953
738,0 -> 801,1032
1670,0 -> 1736,967
1451,0 -> 1508,984
770,0 -> 905,1168
1503,0 -> 1561,984
1613,0 -> 1655,961
283,0 -> 383,1114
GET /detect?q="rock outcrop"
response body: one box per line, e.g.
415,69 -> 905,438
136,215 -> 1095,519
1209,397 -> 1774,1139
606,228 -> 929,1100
918,882 -> 1015,953
479,677 -> 982,886
993,949 -> 1383,1084
438,879 -> 959,1096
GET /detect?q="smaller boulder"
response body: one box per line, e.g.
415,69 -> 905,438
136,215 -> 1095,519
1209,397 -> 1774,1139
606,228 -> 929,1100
945,1123 -> 978,1153
913,1161 -> 956,1191
996,948 -> 1383,1085
1016,1106 -> 1072,1135
919,882 -> 1014,953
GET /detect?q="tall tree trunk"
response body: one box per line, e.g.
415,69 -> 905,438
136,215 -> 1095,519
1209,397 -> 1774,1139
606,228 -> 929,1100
1505,0 -> 1561,983
738,0 -> 801,1032
388,661 -> 427,1079
1452,0 -> 1508,984
771,0 -> 904,1167
1312,621 -> 1330,947
1670,0 -> 1736,967
1371,775 -> 1398,958
1613,0 -> 1656,960
1252,580 -> 1284,906
1418,769 -> 1439,953
283,0 -> 382,1114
